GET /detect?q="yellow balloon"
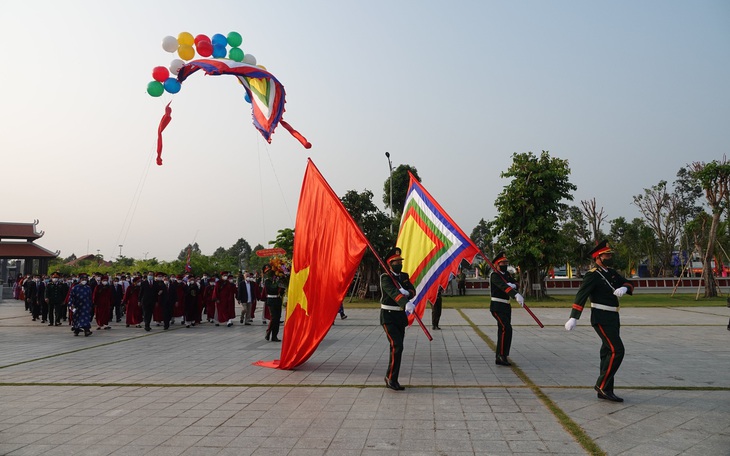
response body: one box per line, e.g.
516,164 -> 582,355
178,32 -> 194,46
257,65 -> 267,71
178,44 -> 195,60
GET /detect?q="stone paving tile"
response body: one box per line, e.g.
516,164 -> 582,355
1,300 -> 729,455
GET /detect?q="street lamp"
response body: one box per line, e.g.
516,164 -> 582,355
118,245 -> 123,257
385,152 -> 394,234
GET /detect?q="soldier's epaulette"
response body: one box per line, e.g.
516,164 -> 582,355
588,267 -> 598,272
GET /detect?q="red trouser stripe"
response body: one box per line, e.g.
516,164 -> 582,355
383,324 -> 396,380
596,324 -> 615,390
492,311 -> 507,355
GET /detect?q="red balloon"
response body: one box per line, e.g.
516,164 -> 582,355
196,40 -> 213,57
152,66 -> 170,83
194,34 -> 210,46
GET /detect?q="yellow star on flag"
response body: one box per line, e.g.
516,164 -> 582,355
286,264 -> 310,319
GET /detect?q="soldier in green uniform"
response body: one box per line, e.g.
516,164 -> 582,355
489,252 -> 525,366
564,240 -> 633,402
380,247 -> 416,391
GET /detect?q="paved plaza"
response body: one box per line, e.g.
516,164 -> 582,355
0,298 -> 728,456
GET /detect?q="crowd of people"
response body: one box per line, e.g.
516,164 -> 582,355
12,270 -> 283,338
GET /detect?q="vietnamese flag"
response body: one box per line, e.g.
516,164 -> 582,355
254,159 -> 368,370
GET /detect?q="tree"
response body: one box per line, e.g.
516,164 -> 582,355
580,198 -> 607,243
557,206 -> 591,274
248,244 -> 269,274
383,164 -> 421,221
177,242 -> 201,261
470,219 -> 493,255
689,157 -> 730,297
271,228 -> 294,257
491,151 -> 576,298
632,181 -> 682,276
341,189 -> 394,296
227,238 -> 252,271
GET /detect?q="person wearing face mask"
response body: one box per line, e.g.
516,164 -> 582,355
212,271 -> 236,327
123,277 -> 143,328
45,271 -> 68,326
564,240 -> 633,403
92,275 -> 113,330
237,272 -> 259,325
380,247 -> 416,391
26,274 -> 43,322
489,252 -> 525,367
68,273 -> 93,336
139,271 -> 161,331
263,267 -> 285,341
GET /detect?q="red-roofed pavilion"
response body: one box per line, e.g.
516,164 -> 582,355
0,221 -> 58,281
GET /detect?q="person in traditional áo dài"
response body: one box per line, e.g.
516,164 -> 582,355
213,271 -> 236,327
380,247 -> 416,391
123,277 -> 143,328
184,276 -> 199,328
564,240 -> 633,402
68,273 -> 93,337
489,252 -> 525,367
92,275 -> 113,330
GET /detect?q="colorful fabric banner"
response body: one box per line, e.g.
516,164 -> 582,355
396,173 -> 480,324
255,159 -> 368,370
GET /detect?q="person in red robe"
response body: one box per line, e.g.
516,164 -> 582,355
203,277 -> 217,323
212,271 -> 236,327
173,275 -> 186,324
92,275 -> 113,330
123,277 -> 143,327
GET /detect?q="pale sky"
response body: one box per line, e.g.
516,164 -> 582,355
2,1 -> 728,261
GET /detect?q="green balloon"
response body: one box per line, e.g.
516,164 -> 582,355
147,81 -> 164,97
229,47 -> 244,62
227,31 -> 242,47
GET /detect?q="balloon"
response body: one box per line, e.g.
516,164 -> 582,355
178,44 -> 195,60
194,34 -> 210,46
226,31 -> 242,47
152,66 -> 169,82
163,78 -> 181,94
211,33 -> 227,47
169,59 -> 184,75
147,81 -> 164,97
212,44 -> 226,58
177,32 -> 194,46
257,65 -> 267,71
242,53 -> 257,65
228,47 -> 244,62
162,35 -> 178,53
196,40 -> 213,57
244,93 -> 251,103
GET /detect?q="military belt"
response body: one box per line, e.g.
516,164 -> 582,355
380,305 -> 402,311
267,295 -> 279,298
490,297 -> 510,304
591,302 -> 619,312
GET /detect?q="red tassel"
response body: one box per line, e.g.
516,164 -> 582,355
156,102 -> 173,165
280,119 -> 311,149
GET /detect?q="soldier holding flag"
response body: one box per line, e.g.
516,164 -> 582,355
380,247 -> 416,391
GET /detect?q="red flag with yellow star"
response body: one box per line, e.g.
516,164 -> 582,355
254,159 -> 368,369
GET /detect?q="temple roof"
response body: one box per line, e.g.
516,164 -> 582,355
0,220 -> 44,240
0,241 -> 59,259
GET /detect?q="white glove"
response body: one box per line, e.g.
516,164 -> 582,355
405,302 -> 415,315
398,287 -> 410,297
507,282 -> 517,289
564,317 -> 577,331
515,293 -> 525,307
613,286 -> 627,297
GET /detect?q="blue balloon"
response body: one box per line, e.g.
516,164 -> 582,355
163,78 -> 181,94
211,33 -> 227,47
244,93 -> 251,103
212,44 -> 226,58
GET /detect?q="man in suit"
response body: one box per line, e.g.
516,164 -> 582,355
237,271 -> 259,325
565,240 -> 634,403
139,271 -> 161,331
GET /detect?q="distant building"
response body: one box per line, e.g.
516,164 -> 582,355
0,220 -> 59,283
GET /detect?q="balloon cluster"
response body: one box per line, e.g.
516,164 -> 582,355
147,31 -> 258,97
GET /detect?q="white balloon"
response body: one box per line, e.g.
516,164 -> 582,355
169,59 -> 185,75
162,35 -> 179,53
242,53 -> 257,65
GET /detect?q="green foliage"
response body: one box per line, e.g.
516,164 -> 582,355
382,164 -> 420,219
271,228 -> 294,257
491,151 -> 576,291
